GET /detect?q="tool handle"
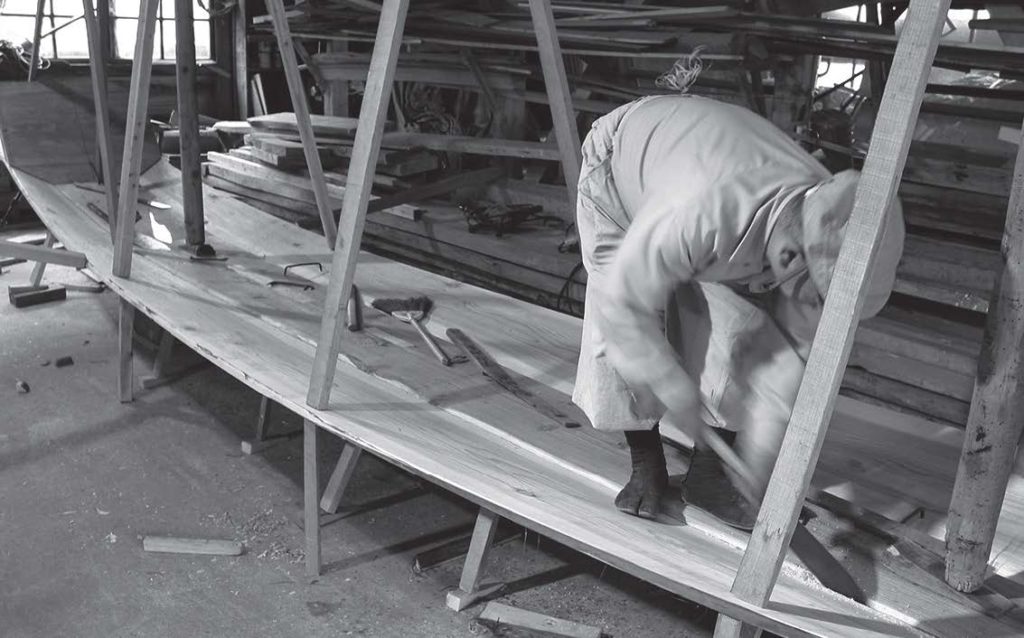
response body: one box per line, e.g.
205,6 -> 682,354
699,427 -> 763,508
346,285 -> 363,332
411,318 -> 452,366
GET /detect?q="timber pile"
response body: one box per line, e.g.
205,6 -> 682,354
238,2 -> 1024,425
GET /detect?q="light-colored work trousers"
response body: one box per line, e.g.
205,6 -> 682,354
572,99 -> 821,485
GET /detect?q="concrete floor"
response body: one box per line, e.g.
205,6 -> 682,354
0,252 -> 715,638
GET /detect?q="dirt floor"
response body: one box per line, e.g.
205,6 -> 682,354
0,247 -> 717,638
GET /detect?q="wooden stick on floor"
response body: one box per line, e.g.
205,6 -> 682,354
264,0 -> 337,246
28,0 -> 45,82
945,116 -> 1024,593
446,507 -> 505,612
527,0 -> 582,210
303,419 -> 321,578
81,0 -> 119,241
174,0 -> 208,250
306,0 -> 410,410
111,0 -> 159,278
713,2 -> 950,636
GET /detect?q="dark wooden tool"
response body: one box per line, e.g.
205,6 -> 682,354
447,328 -> 580,429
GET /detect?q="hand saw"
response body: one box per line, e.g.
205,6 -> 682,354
446,328 -> 581,429
701,427 -> 867,604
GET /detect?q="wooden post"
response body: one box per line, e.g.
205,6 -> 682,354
28,0 -> 45,82
111,0 -> 159,278
713,2 -> 949,636
264,0 -> 337,245
945,119 -> 1024,593
446,507 -> 505,611
526,0 -> 581,210
324,40 -> 349,118
304,419 -> 321,577
96,0 -> 111,61
174,0 -> 207,249
234,0 -> 249,119
82,0 -> 119,241
306,0 -> 409,409
319,444 -> 362,513
118,299 -> 135,402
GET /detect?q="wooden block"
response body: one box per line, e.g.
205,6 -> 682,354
142,536 -> 244,556
445,582 -> 505,612
476,602 -> 602,638
9,284 -> 66,307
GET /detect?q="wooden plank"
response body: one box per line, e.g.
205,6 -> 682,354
946,118 -> 1024,592
265,0 -> 337,246
81,0 -> 119,241
306,0 -> 410,409
174,0 -> 206,248
477,602 -> 602,638
0,239 -> 87,268
248,112 -> 363,137
380,132 -> 560,160
715,3 -> 951,637
5,162 -> 982,637
111,0 -> 159,278
303,419 -> 321,577
527,0 -> 582,210
28,231 -> 53,285
367,167 -> 502,213
142,536 -> 243,556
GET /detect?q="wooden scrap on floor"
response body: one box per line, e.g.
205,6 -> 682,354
142,536 -> 244,556
476,602 -> 602,638
8,284 -> 67,307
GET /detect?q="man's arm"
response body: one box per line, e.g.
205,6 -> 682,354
595,198 -> 710,427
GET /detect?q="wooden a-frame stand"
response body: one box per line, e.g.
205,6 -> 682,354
93,0 -> 1024,634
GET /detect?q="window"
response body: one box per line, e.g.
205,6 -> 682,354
0,0 -> 211,61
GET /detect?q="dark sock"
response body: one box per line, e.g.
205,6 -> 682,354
615,425 -> 668,519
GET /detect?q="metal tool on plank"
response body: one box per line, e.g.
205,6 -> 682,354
372,296 -> 455,366
447,328 -> 581,429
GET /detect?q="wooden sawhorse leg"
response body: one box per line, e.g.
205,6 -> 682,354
240,396 -> 301,454
446,507 -> 506,611
28,231 -> 54,286
304,419 -> 321,578
319,444 -> 363,514
118,299 -> 134,403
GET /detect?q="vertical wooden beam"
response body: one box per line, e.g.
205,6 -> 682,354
324,39 -> 349,118
264,0 -> 337,246
174,0 -> 207,249
445,507 -> 504,611
306,0 -> 409,409
233,0 -> 249,119
303,419 -> 321,577
319,444 -> 362,513
96,0 -> 111,61
945,119 -> 1024,593
82,0 -> 119,241
713,2 -> 948,636
111,0 -> 159,278
118,299 -> 135,402
28,0 -> 46,82
526,0 -> 581,209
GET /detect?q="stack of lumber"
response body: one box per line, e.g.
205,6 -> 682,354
202,112 -> 490,224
